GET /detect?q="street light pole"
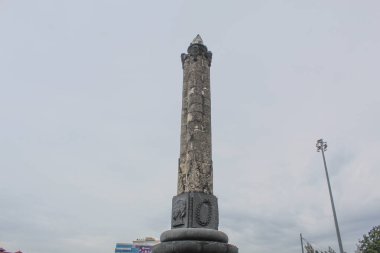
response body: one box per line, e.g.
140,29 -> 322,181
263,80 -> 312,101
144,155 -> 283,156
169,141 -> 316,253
316,139 -> 344,253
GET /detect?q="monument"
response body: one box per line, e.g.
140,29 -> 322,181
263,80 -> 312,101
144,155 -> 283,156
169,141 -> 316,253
153,35 -> 238,253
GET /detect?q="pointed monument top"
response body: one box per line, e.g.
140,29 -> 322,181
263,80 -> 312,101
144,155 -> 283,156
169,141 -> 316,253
191,34 -> 203,45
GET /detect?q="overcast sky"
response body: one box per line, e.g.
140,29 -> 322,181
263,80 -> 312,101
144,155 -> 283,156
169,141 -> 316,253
1,1 -> 380,253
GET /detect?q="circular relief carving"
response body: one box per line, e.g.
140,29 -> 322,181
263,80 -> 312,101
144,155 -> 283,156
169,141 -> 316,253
195,200 -> 212,226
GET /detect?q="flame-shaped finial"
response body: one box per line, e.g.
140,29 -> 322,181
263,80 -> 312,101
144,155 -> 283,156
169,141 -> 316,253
191,34 -> 203,45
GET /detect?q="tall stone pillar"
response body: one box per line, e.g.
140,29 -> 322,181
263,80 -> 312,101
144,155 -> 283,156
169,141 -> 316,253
153,35 -> 238,253
178,34 -> 213,196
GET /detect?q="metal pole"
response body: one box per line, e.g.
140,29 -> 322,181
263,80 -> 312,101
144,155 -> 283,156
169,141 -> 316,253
300,233 -> 304,253
316,139 -> 344,253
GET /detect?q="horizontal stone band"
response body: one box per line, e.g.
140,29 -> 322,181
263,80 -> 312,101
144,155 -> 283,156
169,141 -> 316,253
160,228 -> 228,243
153,240 -> 238,253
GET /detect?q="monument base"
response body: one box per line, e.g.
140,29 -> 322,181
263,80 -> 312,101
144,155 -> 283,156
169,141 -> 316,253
153,240 -> 238,253
172,192 -> 219,230
153,228 -> 238,253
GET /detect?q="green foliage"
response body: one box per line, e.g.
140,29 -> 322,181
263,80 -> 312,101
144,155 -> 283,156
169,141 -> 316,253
327,246 -> 336,253
358,225 -> 380,253
305,243 -> 315,253
304,242 -> 336,253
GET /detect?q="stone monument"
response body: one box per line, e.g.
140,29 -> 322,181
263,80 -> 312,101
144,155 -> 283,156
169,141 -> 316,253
153,35 -> 238,253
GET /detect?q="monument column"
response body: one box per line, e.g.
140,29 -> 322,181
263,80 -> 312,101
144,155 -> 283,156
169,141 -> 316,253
178,34 -> 213,196
153,35 -> 238,253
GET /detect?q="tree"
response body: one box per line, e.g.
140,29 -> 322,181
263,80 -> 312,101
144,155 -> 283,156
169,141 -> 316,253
305,243 -> 315,253
327,246 -> 336,253
358,225 -> 380,253
304,241 -> 336,253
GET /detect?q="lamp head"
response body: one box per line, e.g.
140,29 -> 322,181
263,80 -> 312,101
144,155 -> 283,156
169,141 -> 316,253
316,139 -> 327,152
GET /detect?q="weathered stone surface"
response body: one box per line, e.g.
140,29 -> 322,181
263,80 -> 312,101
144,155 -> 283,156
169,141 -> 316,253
178,35 -> 213,195
152,34 -> 238,253
153,240 -> 238,253
171,192 -> 218,230
160,228 -> 228,243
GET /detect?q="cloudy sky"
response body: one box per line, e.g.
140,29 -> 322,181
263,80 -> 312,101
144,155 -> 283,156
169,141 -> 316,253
1,1 -> 380,253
